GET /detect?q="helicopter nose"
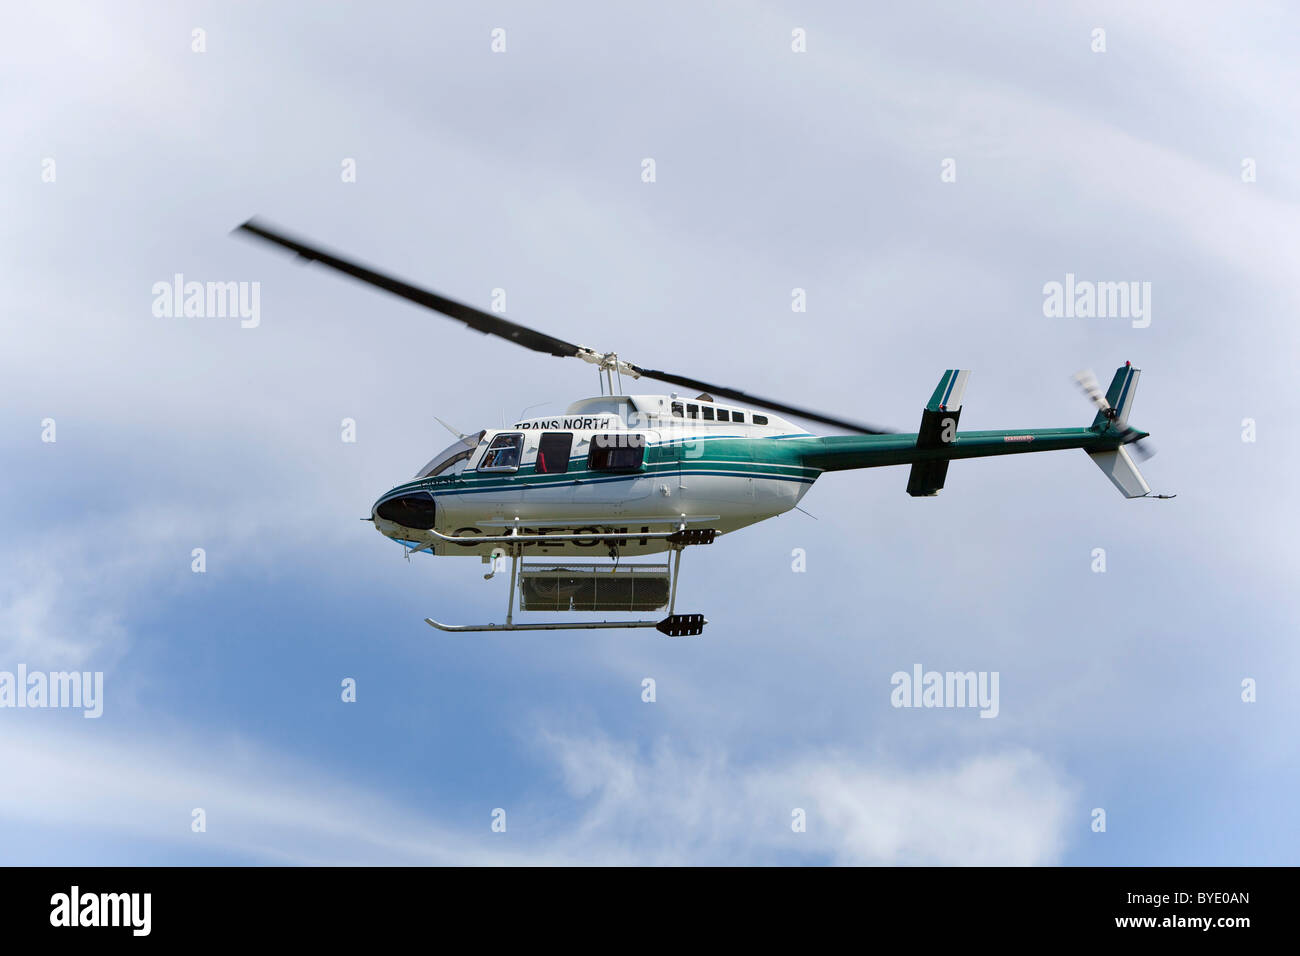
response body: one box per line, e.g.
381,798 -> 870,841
373,490 -> 438,530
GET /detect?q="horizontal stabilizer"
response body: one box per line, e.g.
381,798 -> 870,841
1087,446 -> 1151,498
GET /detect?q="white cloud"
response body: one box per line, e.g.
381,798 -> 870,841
0,722 -> 1073,866
0,498 -> 300,670
0,723 -> 534,865
780,750 -> 1074,865
0,556 -> 128,669
543,732 -> 1073,865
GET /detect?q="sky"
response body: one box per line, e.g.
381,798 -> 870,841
2,1 -> 1297,865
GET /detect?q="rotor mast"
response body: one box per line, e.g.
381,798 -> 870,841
576,348 -> 637,396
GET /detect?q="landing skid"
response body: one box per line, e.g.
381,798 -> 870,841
425,520 -> 711,635
425,617 -> 704,634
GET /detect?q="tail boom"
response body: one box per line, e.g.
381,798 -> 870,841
796,426 -> 1120,472
791,364 -> 1153,499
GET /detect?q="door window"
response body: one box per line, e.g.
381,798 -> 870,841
536,432 -> 574,474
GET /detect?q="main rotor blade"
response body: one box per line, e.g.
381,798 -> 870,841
234,219 -> 585,358
234,219 -> 894,434
628,365 -> 893,435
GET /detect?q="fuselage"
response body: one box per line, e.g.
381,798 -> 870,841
371,391 -> 1138,557
371,394 -> 819,557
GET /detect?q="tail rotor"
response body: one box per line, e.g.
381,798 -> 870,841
1072,366 -> 1155,461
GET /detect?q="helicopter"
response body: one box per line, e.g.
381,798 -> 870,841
234,220 -> 1165,635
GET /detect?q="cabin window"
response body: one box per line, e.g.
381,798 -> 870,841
686,404 -> 699,419
702,406 -> 715,421
536,432 -> 573,474
478,433 -> 523,472
752,414 -> 768,425
671,401 -> 684,418
732,411 -> 745,423
716,409 -> 730,422
588,433 -> 645,472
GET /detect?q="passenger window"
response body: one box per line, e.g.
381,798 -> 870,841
702,406 -> 715,421
752,414 -> 768,425
671,402 -> 684,418
588,433 -> 645,472
716,409 -> 730,422
536,432 -> 573,474
732,412 -> 745,423
478,433 -> 523,471
686,404 -> 699,419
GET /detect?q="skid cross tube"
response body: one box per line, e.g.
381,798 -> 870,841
668,548 -> 683,614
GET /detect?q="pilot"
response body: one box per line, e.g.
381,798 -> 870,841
482,439 -> 519,469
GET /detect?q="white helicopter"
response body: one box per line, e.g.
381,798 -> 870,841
236,220 -> 1164,635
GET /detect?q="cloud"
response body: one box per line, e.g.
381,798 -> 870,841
542,731 -> 1074,865
0,722 -> 531,866
0,721 -> 1073,866
0,556 -> 128,669
780,749 -> 1074,865
0,497 -> 292,671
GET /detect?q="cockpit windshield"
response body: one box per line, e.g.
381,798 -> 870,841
415,430 -> 485,478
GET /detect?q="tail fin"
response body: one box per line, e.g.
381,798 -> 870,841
1091,363 -> 1140,431
1087,363 -> 1149,497
906,369 -> 971,496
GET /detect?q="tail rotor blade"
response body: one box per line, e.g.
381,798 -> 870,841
1128,436 -> 1156,462
1072,369 -> 1111,415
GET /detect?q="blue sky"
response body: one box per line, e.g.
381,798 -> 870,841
2,0 -> 1297,864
